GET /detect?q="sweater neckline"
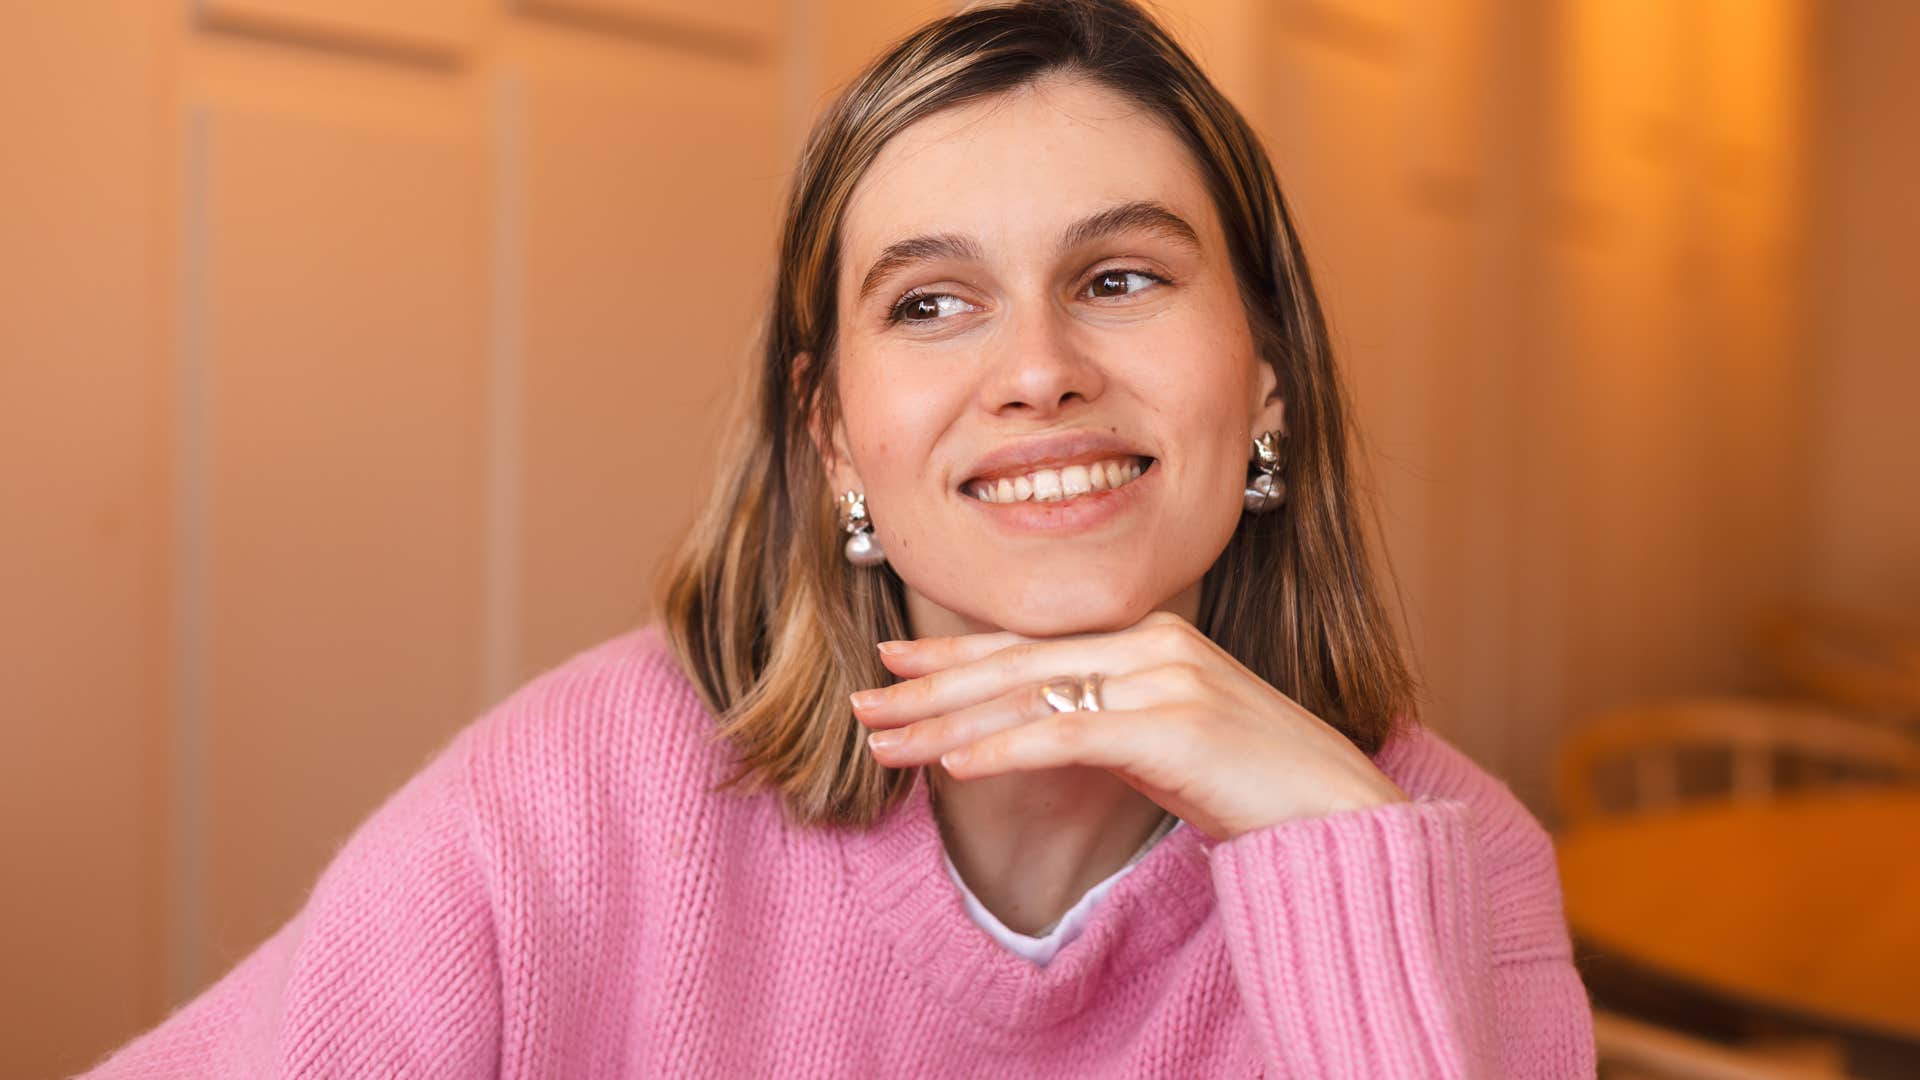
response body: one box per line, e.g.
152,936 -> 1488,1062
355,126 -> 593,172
838,767 -> 1222,1030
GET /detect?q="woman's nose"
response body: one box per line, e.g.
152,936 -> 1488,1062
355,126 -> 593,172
977,305 -> 1106,417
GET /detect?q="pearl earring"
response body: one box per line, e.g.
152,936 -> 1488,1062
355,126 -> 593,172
838,489 -> 887,566
1243,430 -> 1286,513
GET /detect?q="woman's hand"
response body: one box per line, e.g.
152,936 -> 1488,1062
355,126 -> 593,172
849,610 -> 1409,841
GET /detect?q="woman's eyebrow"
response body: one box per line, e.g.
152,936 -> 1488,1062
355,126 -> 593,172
856,199 -> 1203,303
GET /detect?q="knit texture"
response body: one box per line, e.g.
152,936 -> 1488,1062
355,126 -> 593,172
82,625 -> 1597,1078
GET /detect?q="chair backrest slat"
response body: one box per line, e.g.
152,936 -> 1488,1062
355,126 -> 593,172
1556,696 -> 1920,825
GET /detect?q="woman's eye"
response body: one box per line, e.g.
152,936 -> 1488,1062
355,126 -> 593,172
1083,268 -> 1166,299
889,291 -> 975,324
885,268 -> 1168,326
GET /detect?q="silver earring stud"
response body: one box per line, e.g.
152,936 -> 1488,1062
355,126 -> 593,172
838,489 -> 888,566
1243,430 -> 1286,513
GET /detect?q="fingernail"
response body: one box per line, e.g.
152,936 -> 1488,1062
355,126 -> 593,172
849,690 -> 883,710
868,730 -> 903,751
876,640 -> 909,656
940,749 -> 968,770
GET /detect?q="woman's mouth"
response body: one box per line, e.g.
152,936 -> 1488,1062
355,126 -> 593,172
964,455 -> 1153,505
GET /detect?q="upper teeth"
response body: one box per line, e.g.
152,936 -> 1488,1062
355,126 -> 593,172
969,457 -> 1145,503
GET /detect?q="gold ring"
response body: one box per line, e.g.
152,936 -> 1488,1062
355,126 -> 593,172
1078,673 -> 1104,712
1041,678 -> 1081,713
1040,673 -> 1105,713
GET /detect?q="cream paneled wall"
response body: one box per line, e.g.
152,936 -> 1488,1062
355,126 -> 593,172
1520,0 -> 1811,772
188,97 -> 490,1019
1809,0 -> 1920,624
176,1 -> 793,1015
2,8 -> 170,1080
1245,0 -> 1812,806
1256,0 -> 1528,784
3,2 -> 941,1076
3,2 -> 1822,1076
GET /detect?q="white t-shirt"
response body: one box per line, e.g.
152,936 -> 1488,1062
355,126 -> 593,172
941,813 -> 1184,967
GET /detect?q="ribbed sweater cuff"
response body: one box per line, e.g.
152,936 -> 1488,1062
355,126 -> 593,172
1207,796 -> 1493,1080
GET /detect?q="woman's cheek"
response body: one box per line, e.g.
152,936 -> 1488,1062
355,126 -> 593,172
851,371 -> 957,465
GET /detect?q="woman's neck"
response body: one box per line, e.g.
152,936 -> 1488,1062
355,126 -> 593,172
929,764 -> 1169,935
903,585 -> 1198,935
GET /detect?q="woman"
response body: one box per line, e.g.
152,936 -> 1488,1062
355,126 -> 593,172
87,1 -> 1596,1076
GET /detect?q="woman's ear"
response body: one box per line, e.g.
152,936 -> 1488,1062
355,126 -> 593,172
1252,356 -> 1287,438
796,350 -> 863,495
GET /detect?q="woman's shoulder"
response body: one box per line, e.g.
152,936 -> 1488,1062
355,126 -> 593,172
460,624 -> 742,817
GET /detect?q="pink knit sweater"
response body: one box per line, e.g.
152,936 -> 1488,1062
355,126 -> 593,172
84,626 -> 1596,1078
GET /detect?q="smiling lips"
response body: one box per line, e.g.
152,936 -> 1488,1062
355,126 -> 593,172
966,456 -> 1149,504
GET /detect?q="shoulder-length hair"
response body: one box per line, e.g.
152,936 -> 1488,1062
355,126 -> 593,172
658,0 -> 1420,828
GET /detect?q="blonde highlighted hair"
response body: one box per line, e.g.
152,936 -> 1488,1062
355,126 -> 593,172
658,0 -> 1420,828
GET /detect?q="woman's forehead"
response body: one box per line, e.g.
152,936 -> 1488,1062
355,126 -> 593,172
838,79 -> 1215,276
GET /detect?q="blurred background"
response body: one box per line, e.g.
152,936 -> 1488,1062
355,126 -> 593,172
2,0 -> 1914,1077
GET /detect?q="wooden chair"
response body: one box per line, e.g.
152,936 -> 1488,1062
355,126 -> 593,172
1554,695 -> 1920,827
1751,605 -> 1920,724
1561,697 -> 1920,1078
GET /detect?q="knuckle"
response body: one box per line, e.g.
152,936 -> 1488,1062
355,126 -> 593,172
904,674 -> 936,703
1002,641 -> 1042,671
1155,661 -> 1205,696
1145,619 -> 1194,654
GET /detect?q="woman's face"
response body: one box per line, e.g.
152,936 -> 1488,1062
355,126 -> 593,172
822,75 -> 1283,638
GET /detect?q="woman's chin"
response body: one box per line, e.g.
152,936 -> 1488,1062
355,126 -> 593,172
975,586 -> 1164,639
903,564 -> 1198,639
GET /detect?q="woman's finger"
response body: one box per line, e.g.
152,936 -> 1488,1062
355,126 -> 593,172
873,630 -> 1031,679
938,706 -> 1179,781
852,630 -> 1187,724
864,666 -> 1166,759
863,682 -> 1051,764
